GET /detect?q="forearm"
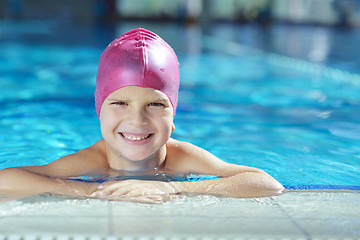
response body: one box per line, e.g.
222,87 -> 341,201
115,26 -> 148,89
173,171 -> 285,198
0,168 -> 99,198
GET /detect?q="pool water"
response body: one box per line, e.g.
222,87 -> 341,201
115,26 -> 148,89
0,22 -> 359,190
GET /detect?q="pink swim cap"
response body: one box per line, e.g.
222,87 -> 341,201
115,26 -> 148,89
95,28 -> 180,117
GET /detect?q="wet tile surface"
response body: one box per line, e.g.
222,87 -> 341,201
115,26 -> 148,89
0,191 -> 359,238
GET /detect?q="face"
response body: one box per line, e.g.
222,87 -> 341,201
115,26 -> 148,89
99,86 -> 175,169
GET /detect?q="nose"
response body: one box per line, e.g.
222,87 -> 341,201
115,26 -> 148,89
125,107 -> 148,126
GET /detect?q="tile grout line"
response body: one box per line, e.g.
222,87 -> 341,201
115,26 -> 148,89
108,201 -> 114,235
271,197 -> 312,239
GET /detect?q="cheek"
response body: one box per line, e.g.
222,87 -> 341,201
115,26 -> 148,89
147,112 -> 172,131
100,119 -> 110,139
157,117 -> 174,136
100,112 -> 118,135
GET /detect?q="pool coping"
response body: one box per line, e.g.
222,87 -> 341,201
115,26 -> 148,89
1,191 -> 359,238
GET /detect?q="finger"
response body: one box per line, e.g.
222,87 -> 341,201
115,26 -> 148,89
90,189 -> 113,199
100,182 -> 131,195
100,180 -> 144,192
90,185 -> 131,198
97,180 -> 118,189
102,182 -> 148,197
104,182 -> 159,196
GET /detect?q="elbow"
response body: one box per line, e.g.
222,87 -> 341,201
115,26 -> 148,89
266,180 -> 286,196
240,171 -> 286,198
260,173 -> 286,197
213,171 -> 286,198
248,169 -> 285,196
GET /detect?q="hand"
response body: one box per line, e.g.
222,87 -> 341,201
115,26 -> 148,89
90,180 -> 180,204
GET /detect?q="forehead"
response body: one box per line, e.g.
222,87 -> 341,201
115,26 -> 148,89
107,86 -> 170,101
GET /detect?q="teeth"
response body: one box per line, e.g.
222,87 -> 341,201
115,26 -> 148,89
121,133 -> 151,141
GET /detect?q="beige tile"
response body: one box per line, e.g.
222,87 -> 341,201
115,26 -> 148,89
0,195 -> 110,217
111,215 -> 305,237
0,191 -> 359,238
109,196 -> 299,236
298,218 -> 360,238
111,216 -> 176,235
110,195 -> 286,219
110,195 -> 302,236
273,191 -> 360,238
0,216 -> 110,235
276,191 -> 360,219
175,216 -> 304,236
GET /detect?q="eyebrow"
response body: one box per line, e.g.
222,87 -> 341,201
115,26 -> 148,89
150,97 -> 169,102
106,98 -> 128,101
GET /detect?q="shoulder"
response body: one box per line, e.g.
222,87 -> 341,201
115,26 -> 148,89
165,138 -> 197,156
79,139 -> 107,162
164,138 -> 223,175
164,138 -> 265,177
21,140 -> 109,177
166,138 -> 206,161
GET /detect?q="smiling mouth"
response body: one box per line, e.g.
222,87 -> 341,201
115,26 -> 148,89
120,133 -> 152,141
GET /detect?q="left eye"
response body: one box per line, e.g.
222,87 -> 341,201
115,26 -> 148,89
148,102 -> 165,107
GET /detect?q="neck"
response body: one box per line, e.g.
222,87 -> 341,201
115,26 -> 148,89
105,143 -> 166,173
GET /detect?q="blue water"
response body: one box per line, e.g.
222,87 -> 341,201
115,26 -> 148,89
0,21 -> 359,190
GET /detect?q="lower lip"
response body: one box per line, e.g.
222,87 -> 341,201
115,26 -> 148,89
119,133 -> 153,146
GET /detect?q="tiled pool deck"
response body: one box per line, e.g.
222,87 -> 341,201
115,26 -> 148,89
0,191 -> 359,239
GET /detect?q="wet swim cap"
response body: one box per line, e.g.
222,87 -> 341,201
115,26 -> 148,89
95,28 -> 180,117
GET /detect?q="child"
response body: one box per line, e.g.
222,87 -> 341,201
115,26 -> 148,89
0,28 -> 284,203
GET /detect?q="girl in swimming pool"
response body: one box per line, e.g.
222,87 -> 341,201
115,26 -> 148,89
0,28 -> 284,203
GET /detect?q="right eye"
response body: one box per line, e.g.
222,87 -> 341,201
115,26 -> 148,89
111,101 -> 127,106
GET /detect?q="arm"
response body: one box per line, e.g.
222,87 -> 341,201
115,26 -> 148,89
165,139 -> 285,198
0,141 -> 108,199
173,169 -> 285,198
90,170 -> 283,203
0,167 -> 100,198
91,170 -> 284,204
